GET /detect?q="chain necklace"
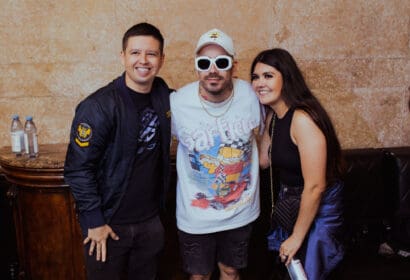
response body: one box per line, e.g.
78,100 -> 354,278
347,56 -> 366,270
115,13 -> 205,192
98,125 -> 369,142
198,88 -> 235,118
268,112 -> 277,217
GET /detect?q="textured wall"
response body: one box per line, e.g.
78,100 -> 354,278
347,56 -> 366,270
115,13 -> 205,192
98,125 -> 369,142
0,0 -> 409,149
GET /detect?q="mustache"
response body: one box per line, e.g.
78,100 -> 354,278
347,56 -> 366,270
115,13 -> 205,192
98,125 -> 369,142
205,74 -> 223,80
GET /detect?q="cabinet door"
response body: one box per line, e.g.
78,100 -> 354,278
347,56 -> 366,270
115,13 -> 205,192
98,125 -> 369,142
14,186 -> 85,280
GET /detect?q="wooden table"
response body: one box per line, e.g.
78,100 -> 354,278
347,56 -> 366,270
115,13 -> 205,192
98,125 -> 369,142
0,144 -> 86,279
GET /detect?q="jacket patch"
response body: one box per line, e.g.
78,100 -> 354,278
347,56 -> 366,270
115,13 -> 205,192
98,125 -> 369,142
75,123 -> 92,147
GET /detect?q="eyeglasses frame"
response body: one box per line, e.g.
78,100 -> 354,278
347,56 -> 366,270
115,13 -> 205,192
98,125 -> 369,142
195,55 -> 233,72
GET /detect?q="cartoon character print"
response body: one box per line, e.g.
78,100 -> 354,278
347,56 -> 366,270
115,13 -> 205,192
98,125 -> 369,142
190,139 -> 252,210
137,107 -> 159,154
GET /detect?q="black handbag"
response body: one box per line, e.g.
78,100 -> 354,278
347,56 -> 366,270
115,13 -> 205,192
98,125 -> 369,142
272,195 -> 301,233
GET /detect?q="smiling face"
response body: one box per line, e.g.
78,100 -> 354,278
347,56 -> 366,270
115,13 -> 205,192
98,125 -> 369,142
121,35 -> 164,93
251,62 -> 285,107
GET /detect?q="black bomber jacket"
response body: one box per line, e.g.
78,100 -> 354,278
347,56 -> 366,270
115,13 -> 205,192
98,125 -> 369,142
64,74 -> 171,232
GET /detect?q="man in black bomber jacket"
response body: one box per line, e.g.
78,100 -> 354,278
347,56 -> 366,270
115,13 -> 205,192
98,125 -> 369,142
64,22 -> 171,280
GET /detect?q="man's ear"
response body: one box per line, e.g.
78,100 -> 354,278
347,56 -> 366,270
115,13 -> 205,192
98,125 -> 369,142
159,53 -> 165,69
120,50 -> 125,66
232,59 -> 239,79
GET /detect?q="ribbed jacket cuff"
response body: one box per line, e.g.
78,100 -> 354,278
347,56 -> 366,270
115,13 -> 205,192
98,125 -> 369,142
80,208 -> 105,230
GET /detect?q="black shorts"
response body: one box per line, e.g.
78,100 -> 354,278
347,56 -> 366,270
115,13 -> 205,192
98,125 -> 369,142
177,223 -> 253,275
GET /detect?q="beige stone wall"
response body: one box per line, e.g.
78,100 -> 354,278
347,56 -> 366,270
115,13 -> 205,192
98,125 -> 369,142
0,0 -> 409,149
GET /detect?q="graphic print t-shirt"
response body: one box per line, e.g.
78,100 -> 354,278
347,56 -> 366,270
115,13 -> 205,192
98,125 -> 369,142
170,79 -> 261,234
111,88 -> 161,224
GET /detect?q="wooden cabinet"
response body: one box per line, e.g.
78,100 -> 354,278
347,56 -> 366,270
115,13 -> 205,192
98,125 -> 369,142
0,144 -> 85,279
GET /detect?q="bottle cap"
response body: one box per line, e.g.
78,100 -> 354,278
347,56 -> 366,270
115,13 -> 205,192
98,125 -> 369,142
12,114 -> 19,119
26,116 -> 33,121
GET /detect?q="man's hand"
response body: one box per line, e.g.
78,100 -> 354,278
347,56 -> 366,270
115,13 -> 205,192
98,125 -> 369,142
83,224 -> 119,262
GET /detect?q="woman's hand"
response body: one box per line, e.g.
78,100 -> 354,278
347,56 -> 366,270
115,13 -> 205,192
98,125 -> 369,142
279,234 -> 304,266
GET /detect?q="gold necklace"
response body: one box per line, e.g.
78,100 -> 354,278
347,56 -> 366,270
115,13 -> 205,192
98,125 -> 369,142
198,88 -> 235,118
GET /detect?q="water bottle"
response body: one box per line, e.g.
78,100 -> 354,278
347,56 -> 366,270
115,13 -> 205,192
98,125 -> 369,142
287,258 -> 308,280
10,114 -> 25,157
24,116 -> 39,158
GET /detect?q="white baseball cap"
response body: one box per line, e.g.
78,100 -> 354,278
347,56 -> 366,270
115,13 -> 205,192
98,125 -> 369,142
195,28 -> 235,56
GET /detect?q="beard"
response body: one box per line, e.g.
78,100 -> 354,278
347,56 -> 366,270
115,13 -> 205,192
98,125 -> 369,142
200,74 -> 232,97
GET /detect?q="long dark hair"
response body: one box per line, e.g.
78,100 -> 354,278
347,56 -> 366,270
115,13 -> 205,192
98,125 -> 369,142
251,48 -> 343,182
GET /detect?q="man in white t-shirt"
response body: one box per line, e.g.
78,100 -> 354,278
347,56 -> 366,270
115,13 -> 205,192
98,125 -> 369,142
170,28 -> 261,280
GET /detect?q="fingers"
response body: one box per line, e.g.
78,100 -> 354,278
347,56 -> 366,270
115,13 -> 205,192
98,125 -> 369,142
87,240 -> 105,262
279,252 -> 288,263
279,247 -> 291,263
109,230 -> 119,241
101,240 -> 107,262
83,237 -> 91,245
89,240 -> 96,256
279,249 -> 295,265
280,236 -> 303,265
96,240 -> 101,261
85,226 -> 120,262
86,236 -> 118,262
285,253 -> 294,266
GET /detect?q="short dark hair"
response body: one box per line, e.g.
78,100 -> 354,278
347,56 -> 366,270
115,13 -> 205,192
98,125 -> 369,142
122,22 -> 164,53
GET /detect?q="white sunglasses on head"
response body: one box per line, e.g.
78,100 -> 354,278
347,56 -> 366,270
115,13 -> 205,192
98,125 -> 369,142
195,55 -> 233,72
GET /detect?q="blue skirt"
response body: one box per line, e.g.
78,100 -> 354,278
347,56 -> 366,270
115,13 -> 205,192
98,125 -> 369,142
267,181 -> 344,280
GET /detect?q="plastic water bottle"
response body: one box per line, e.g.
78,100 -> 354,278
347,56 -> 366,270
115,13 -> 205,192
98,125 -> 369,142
10,114 -> 25,157
24,116 -> 39,158
287,258 -> 308,280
